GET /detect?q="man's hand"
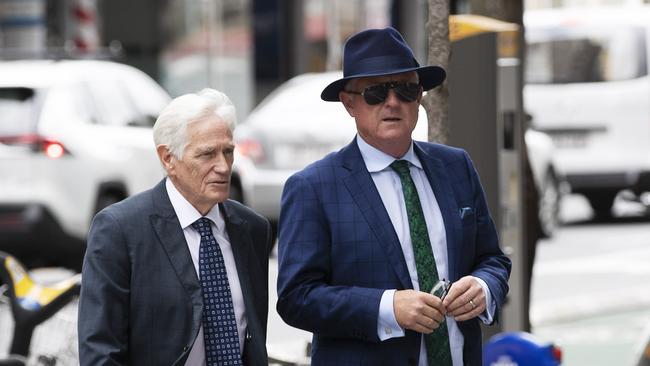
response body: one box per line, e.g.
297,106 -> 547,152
442,276 -> 485,321
394,290 -> 445,334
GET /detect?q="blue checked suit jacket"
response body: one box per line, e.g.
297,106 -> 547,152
276,139 -> 511,366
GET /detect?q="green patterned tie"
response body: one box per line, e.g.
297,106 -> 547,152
390,159 -> 453,366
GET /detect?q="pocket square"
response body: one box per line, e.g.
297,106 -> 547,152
459,206 -> 474,219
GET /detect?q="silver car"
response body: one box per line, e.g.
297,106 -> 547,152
231,71 -> 429,223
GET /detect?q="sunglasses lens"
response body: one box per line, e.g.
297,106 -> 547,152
362,85 -> 388,105
395,83 -> 420,102
360,82 -> 420,105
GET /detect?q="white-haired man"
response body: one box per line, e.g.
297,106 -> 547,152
78,89 -> 272,366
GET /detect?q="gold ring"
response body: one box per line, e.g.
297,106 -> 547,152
469,299 -> 476,309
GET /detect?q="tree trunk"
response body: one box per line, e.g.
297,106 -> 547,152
423,0 -> 451,144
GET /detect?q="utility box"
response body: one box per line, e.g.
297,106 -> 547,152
447,15 -> 527,335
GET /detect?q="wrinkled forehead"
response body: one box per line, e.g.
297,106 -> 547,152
351,71 -> 419,89
185,116 -> 233,143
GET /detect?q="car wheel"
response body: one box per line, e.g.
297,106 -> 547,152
538,171 -> 560,238
584,190 -> 617,219
95,193 -> 123,214
229,183 -> 244,203
63,193 -> 124,271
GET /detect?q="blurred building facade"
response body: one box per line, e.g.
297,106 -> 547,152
0,0 -> 100,55
3,0 -> 649,118
0,0 -> 419,120
155,0 -> 399,119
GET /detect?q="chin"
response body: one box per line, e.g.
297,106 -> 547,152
210,191 -> 229,203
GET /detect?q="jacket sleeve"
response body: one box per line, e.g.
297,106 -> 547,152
276,173 -> 384,342
463,150 -> 512,323
78,209 -> 131,366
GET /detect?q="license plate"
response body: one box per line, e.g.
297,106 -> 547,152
550,132 -> 588,148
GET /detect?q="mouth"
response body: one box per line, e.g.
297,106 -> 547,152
207,180 -> 228,186
382,116 -> 402,122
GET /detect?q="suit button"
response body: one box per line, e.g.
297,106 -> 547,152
183,346 -> 189,352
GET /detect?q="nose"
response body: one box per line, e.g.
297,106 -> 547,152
212,154 -> 231,174
384,88 -> 402,106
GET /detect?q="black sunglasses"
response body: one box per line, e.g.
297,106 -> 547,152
345,81 -> 421,105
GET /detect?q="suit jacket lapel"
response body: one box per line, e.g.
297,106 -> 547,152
414,142 -> 461,281
149,179 -> 204,332
339,141 -> 413,289
221,202 -> 261,341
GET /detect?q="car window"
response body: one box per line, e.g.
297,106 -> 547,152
85,78 -> 144,127
526,26 -> 647,84
0,87 -> 40,136
120,69 -> 170,127
35,82 -> 100,128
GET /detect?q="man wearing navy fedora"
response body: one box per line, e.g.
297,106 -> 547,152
276,27 -> 511,366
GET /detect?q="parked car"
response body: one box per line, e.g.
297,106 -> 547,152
524,6 -> 650,217
0,60 -> 170,268
526,128 -> 562,238
634,321 -> 650,366
232,72 -> 561,236
232,72 -> 428,222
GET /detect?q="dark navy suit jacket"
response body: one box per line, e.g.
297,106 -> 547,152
78,179 -> 272,366
276,139 -> 511,366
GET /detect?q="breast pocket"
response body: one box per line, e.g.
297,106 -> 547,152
459,206 -> 475,221
459,206 -> 477,243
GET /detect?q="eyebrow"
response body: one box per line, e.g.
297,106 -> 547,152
195,146 -> 216,155
195,144 -> 235,154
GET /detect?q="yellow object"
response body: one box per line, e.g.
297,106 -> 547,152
5,256 -> 78,308
449,14 -> 520,58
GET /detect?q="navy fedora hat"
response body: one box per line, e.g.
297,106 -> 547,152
321,26 -> 446,102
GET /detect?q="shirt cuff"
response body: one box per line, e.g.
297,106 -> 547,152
474,276 -> 496,324
377,289 -> 405,341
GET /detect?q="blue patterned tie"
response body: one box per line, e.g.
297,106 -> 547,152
390,160 -> 452,366
192,217 -> 242,366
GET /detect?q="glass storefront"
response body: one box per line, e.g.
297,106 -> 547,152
160,0 -> 253,118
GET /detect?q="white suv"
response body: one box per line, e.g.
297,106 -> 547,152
525,6 -> 650,217
0,60 -> 170,268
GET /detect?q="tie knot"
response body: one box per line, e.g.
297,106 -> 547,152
390,159 -> 411,177
191,217 -> 212,234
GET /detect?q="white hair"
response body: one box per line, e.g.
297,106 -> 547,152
153,88 -> 237,159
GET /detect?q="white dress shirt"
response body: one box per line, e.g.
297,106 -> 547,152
356,136 -> 494,366
164,178 -> 247,366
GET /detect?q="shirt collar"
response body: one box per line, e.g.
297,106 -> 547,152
165,177 -> 225,232
356,134 -> 423,172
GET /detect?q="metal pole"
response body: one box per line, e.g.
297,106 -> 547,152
203,0 -> 213,87
326,0 -> 341,71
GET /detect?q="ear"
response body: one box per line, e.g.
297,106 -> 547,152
339,91 -> 356,117
416,86 -> 424,103
156,145 -> 175,175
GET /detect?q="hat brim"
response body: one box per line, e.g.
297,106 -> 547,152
320,65 -> 446,102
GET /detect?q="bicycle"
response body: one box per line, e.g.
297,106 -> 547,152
0,252 -> 80,366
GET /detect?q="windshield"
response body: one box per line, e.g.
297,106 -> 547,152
525,26 -> 647,84
0,87 -> 39,136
